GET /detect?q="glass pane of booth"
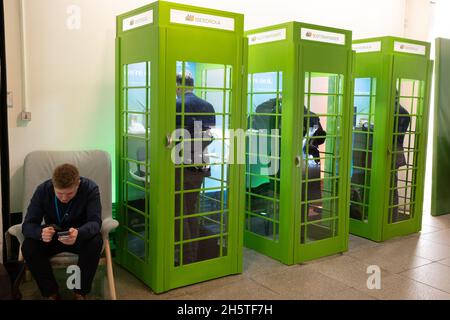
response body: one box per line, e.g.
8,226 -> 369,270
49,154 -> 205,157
127,231 -> 146,260
388,78 -> 424,223
350,78 -> 376,222
174,61 -> 232,266
245,71 -> 282,241
122,61 -> 151,262
301,72 -> 344,244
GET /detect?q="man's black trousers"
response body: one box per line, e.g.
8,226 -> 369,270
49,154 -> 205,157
21,234 -> 103,297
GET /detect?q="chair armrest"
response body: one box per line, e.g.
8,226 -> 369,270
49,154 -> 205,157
7,224 -> 25,245
101,217 -> 119,240
6,224 -> 25,261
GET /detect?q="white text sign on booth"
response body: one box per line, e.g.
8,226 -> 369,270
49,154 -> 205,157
170,9 -> 235,31
353,41 -> 382,53
248,29 -> 287,45
301,28 -> 345,45
394,41 -> 426,55
123,10 -> 153,32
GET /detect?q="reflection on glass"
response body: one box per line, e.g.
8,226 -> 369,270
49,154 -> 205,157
201,90 -> 224,113
350,78 -> 376,222
246,71 -> 282,242
127,233 -> 145,260
127,210 -> 146,236
202,68 -> 225,88
252,72 -> 280,92
354,77 -> 372,95
250,94 -> 278,113
204,165 -> 227,189
198,189 -> 228,212
174,61 -> 231,266
128,113 -> 146,135
389,78 -> 424,223
126,183 -> 145,213
301,72 -> 343,243
126,137 -> 147,184
122,61 -> 150,262
127,89 -> 147,113
304,219 -> 338,243
127,62 -> 147,87
309,74 -> 339,94
248,215 -> 278,239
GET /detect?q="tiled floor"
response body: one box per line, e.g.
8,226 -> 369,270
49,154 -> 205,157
20,213 -> 450,300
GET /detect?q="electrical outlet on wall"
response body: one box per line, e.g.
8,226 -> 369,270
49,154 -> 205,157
21,111 -> 31,121
7,91 -> 13,108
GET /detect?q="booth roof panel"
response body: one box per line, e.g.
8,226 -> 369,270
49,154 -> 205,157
117,1 -> 244,37
353,36 -> 431,58
246,21 -> 352,48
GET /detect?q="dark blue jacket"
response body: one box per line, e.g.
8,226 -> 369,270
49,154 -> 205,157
395,103 -> 410,146
176,92 -> 216,131
394,103 -> 410,168
22,177 -> 102,241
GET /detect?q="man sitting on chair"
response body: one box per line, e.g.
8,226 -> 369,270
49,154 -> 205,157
21,164 -> 103,300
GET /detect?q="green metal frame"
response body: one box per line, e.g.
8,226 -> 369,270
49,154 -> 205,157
115,1 -> 247,293
432,38 -> 450,216
244,22 -> 353,265
351,37 -> 433,241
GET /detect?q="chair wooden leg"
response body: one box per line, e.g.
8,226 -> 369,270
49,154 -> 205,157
17,247 -> 32,282
18,246 -> 24,262
104,239 -> 117,300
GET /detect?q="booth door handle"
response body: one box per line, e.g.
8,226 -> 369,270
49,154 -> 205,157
165,134 -> 173,149
295,156 -> 302,168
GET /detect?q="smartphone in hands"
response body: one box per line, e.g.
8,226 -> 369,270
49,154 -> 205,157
57,230 -> 70,240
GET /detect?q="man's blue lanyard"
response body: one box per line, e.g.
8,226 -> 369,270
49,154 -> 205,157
54,195 -> 73,225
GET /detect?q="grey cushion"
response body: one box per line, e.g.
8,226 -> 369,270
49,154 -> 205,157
21,150 -> 112,221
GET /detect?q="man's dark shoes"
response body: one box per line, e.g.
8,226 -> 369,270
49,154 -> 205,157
74,292 -> 87,300
47,292 -> 61,300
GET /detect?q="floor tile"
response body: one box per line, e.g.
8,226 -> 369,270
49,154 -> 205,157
376,236 -> 450,261
243,248 -> 291,279
115,264 -> 244,299
318,288 -> 377,300
359,273 -> 450,300
421,229 -> 450,246
303,255 -> 386,290
438,258 -> 450,267
347,234 -> 382,252
421,214 -> 450,229
419,224 -> 445,234
346,238 -> 433,274
400,262 -> 450,294
251,264 -> 350,299
186,278 -> 281,300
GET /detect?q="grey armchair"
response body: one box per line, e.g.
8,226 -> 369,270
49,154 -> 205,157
5,150 -> 118,300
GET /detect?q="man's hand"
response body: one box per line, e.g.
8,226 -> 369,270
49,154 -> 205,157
58,228 -> 78,246
41,226 -> 56,242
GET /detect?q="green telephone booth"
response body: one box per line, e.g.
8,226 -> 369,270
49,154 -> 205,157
350,37 -> 433,241
244,23 -> 353,265
115,1 -> 247,293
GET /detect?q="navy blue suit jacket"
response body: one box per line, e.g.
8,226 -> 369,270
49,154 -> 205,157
22,177 -> 102,241
176,92 -> 216,131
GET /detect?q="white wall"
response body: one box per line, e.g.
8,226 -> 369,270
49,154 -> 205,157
404,0 -> 435,41
6,0 -> 149,212
428,0 -> 450,216
5,0 -> 408,213
403,0 -> 447,216
169,0 -> 407,38
428,0 -> 450,39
